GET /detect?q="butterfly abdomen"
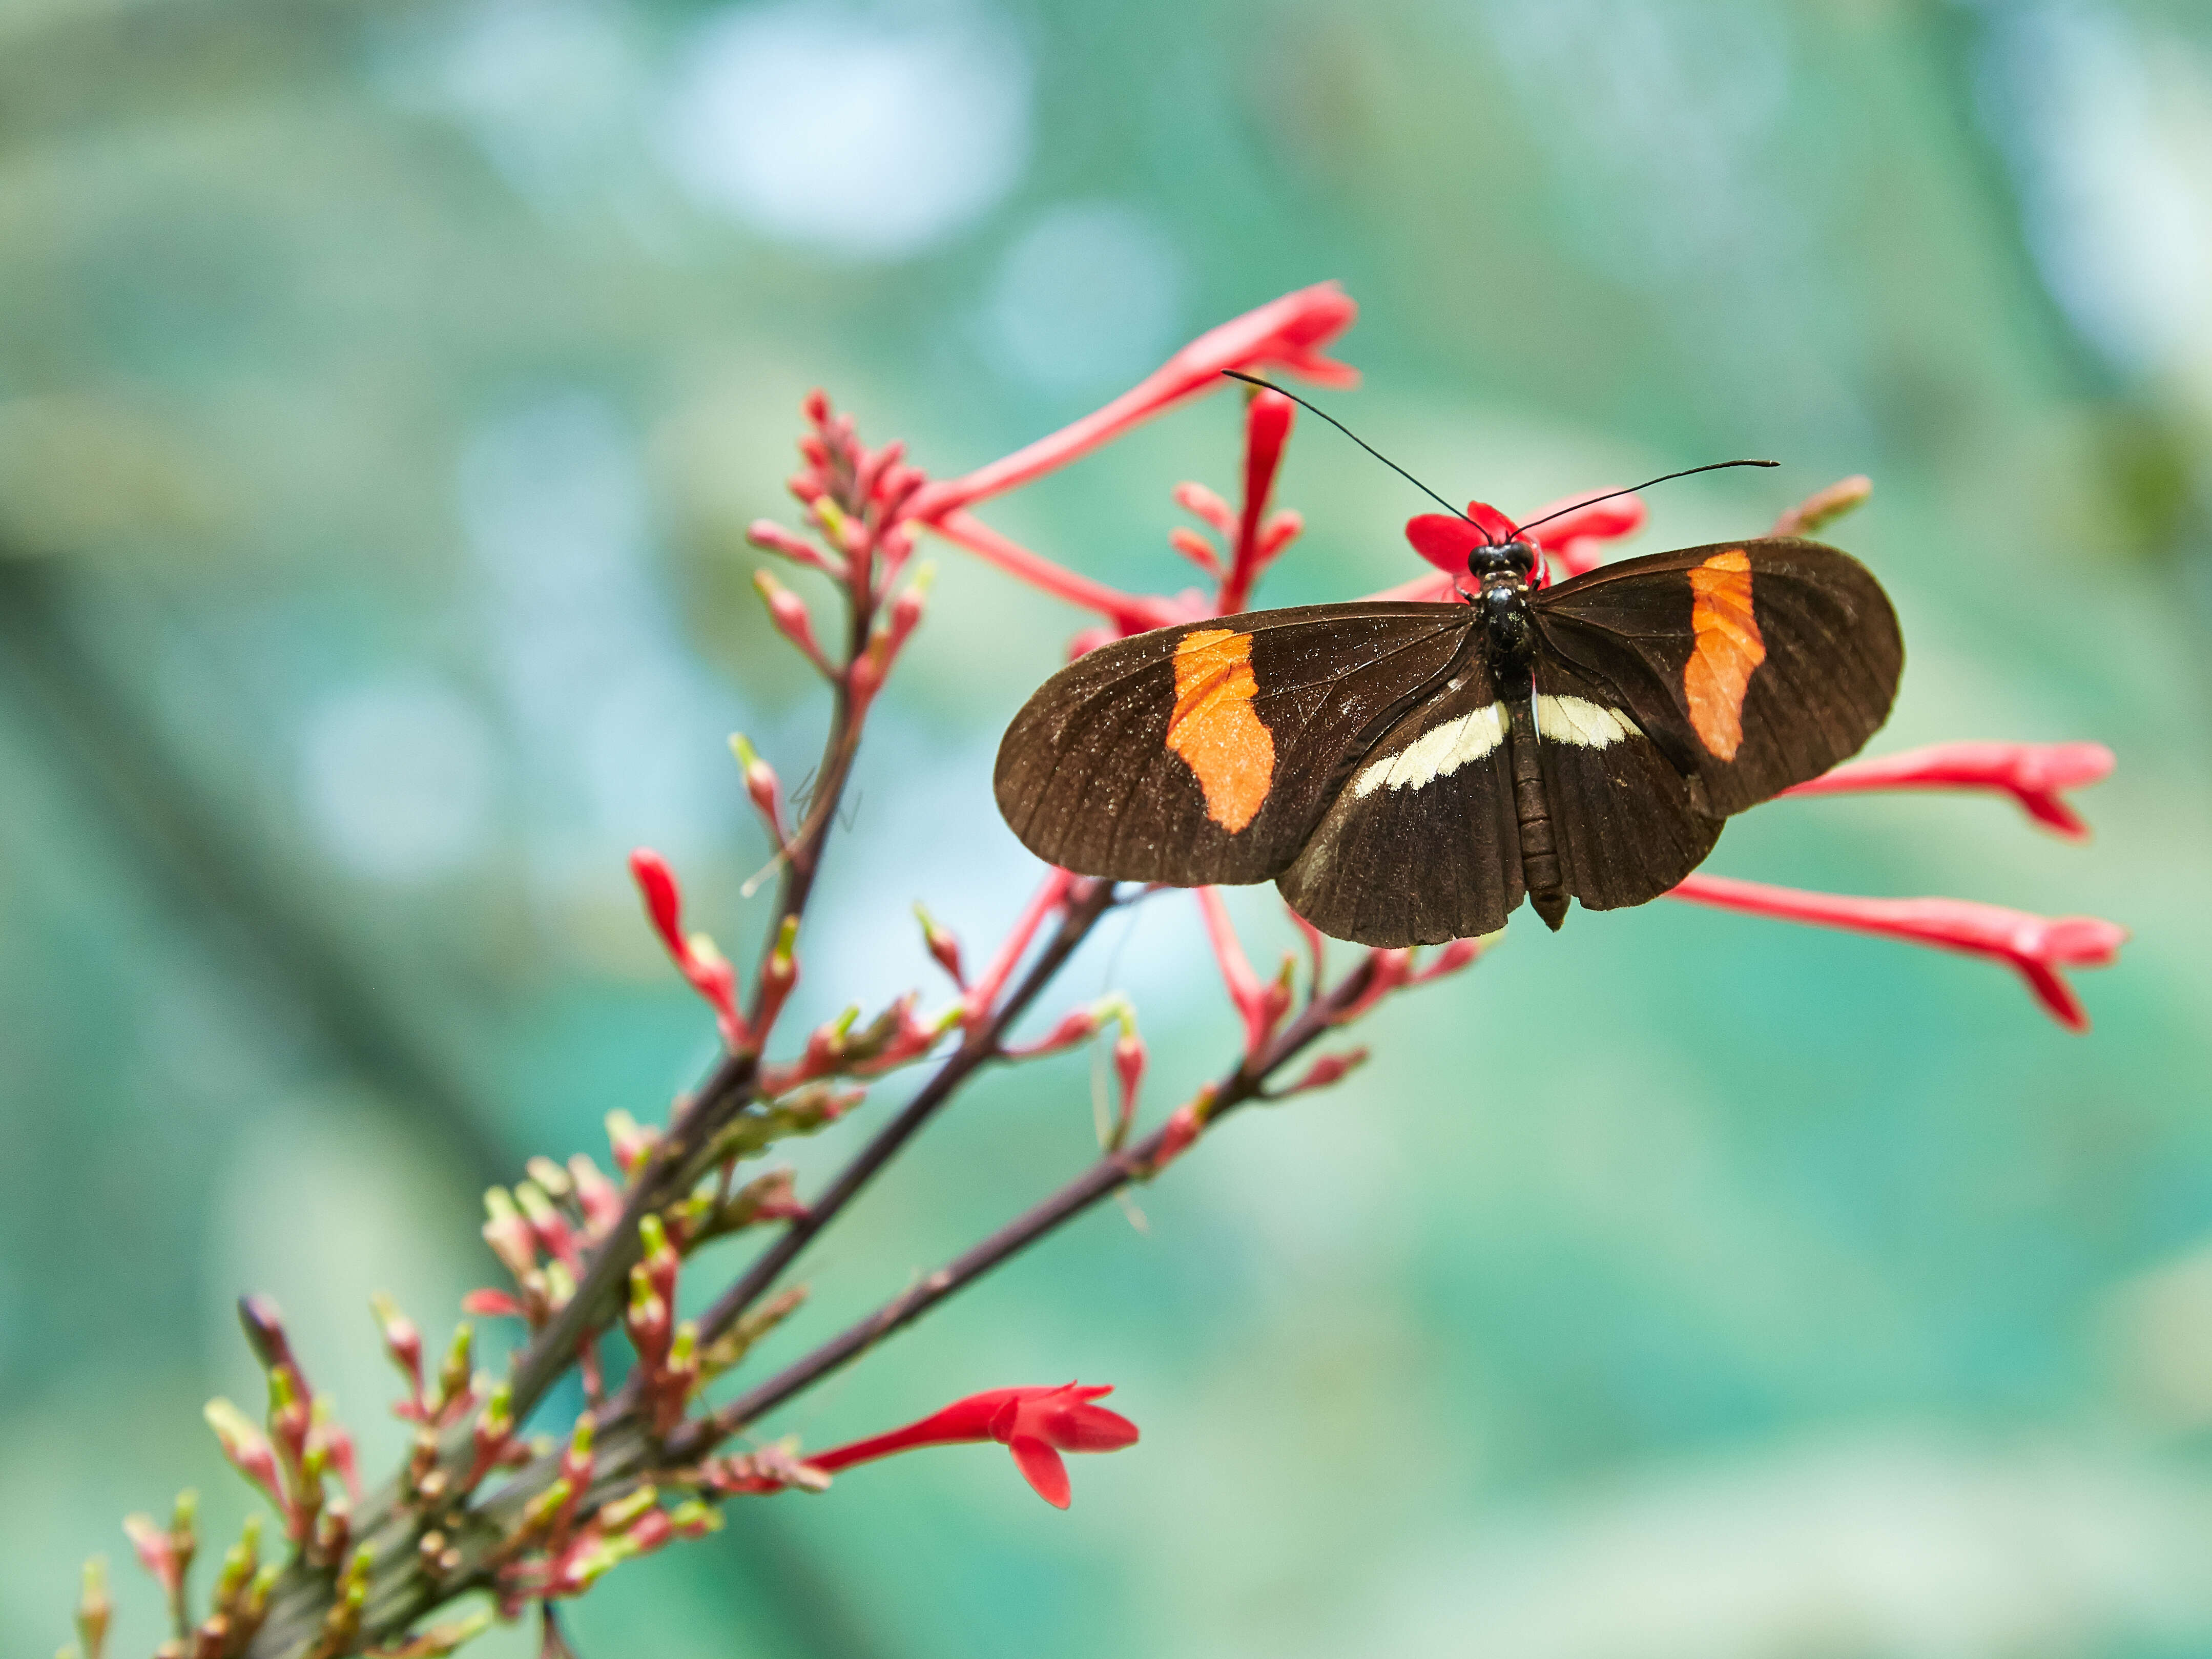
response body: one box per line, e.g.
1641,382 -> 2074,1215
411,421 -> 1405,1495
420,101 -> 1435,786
1505,697 -> 1569,930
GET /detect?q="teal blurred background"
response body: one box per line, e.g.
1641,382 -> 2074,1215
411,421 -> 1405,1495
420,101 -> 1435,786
4,0 -> 2210,1654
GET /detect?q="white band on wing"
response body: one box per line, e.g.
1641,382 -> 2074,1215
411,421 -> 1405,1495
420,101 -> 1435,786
1351,703 -> 1507,798
1534,694 -> 1640,749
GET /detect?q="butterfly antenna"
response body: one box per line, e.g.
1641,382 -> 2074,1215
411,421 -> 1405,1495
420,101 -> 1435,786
1512,459 -> 1779,537
1220,371 -> 1492,543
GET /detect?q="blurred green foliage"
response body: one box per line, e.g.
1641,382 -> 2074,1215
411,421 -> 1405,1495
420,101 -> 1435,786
3,1 -> 2210,1655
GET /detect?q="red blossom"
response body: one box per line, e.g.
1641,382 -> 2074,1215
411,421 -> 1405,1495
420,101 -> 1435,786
911,282 -> 1356,524
1217,386 -> 1298,614
1783,741 -> 2114,840
909,285 -> 1356,635
1668,874 -> 2126,1031
1390,490 -> 1648,598
806,1383 -> 1140,1510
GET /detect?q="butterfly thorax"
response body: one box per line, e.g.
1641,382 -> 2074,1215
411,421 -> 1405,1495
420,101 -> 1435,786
1470,540 -> 1539,681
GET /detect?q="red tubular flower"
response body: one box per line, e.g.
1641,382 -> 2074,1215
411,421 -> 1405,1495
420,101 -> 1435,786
909,285 -> 1355,635
1217,387 -> 1297,614
807,1384 -> 1140,1510
912,282 -> 1356,524
1386,491 -> 1648,600
1783,741 -> 2114,839
1667,874 -> 2126,1031
925,510 -> 1188,635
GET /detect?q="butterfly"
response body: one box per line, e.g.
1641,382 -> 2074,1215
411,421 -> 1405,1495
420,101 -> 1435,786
994,512 -> 1903,947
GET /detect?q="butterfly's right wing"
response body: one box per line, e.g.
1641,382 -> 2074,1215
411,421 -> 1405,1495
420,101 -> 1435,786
995,604 -> 1474,886
1533,537 -> 1903,817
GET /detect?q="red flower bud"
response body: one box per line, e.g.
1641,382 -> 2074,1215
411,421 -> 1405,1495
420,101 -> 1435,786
1167,525 -> 1223,575
1279,1047 -> 1369,1097
1411,937 -> 1484,983
628,849 -> 750,1051
752,570 -> 833,676
1172,480 -> 1236,537
1149,1086 -> 1216,1177
1773,473 -> 1872,536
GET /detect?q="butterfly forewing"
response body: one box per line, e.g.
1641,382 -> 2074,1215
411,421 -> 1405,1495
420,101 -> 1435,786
1529,663 -> 1723,912
1274,666 -> 1523,946
994,604 -> 1473,886
1532,536 -> 1903,817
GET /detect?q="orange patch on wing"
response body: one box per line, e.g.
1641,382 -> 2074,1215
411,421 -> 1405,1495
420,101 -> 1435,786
1166,629 -> 1275,833
1685,549 -> 1766,760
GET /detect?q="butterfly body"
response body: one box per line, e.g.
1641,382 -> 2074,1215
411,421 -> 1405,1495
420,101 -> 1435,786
995,536 -> 1902,947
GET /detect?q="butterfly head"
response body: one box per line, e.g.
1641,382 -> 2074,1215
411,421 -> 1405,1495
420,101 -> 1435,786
1467,538 -> 1539,586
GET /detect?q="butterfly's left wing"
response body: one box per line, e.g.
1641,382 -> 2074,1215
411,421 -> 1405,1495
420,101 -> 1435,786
1532,536 -> 1903,817
995,604 -> 1475,887
1275,663 -> 1523,946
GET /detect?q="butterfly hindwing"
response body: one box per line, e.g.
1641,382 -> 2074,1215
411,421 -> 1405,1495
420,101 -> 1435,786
1274,666 -> 1523,947
994,604 -> 1473,886
1529,662 -> 1724,913
1532,536 -> 1902,817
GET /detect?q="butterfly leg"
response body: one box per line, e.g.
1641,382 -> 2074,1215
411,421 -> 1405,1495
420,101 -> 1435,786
1506,696 -> 1569,930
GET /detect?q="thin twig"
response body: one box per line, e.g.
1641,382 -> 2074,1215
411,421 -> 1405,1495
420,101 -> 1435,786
502,546 -> 879,1425
669,951 -> 1386,1461
691,879 -> 1123,1349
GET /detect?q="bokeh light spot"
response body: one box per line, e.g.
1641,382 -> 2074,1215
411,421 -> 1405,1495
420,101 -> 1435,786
298,679 -> 499,883
658,2 -> 1031,260
983,201 -> 1185,391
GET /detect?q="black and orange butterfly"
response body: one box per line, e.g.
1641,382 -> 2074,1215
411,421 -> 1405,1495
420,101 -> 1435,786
995,398 -> 1903,948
